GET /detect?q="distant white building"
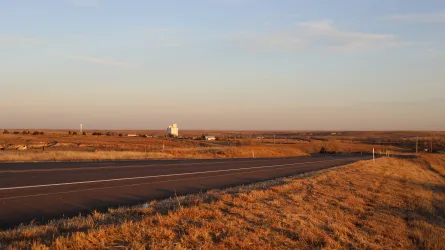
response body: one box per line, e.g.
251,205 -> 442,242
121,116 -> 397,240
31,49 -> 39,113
167,124 -> 179,137
204,136 -> 216,141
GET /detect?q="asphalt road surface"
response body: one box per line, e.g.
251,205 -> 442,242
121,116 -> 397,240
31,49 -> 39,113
0,155 -> 371,229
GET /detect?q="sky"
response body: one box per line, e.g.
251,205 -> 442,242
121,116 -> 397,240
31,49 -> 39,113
1,0 -> 444,130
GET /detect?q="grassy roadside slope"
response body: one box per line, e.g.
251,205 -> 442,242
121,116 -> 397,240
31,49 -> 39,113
1,155 -> 444,249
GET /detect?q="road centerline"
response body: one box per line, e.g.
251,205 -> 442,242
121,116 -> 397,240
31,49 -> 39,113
0,161 -> 349,201
0,158 -> 288,173
0,158 -> 358,191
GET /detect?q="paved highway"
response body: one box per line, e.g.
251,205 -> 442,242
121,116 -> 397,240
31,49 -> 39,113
0,155 -> 370,229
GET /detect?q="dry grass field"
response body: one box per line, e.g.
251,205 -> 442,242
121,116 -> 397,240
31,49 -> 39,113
1,155 -> 444,249
0,146 -> 310,162
0,130 -> 414,162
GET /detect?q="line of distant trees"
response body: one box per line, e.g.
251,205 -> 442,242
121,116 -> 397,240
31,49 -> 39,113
2,130 -> 44,135
68,131 -> 87,135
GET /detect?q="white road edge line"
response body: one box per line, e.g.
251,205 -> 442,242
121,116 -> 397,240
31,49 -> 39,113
0,158 -> 359,191
0,158 -> 294,173
0,162 -> 339,200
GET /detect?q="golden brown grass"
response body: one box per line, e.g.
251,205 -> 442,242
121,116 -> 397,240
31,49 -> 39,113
0,151 -> 171,162
1,155 -> 444,249
0,146 -> 308,162
0,130 -> 385,163
0,132 -> 400,163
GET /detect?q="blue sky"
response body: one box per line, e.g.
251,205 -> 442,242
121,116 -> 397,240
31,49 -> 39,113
1,0 -> 444,130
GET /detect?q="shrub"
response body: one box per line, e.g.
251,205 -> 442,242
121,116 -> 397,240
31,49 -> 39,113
3,130 -> 10,134
13,132 -> 20,135
72,132 -> 78,135
83,132 -> 87,136
40,132 -> 44,135
32,131 -> 40,135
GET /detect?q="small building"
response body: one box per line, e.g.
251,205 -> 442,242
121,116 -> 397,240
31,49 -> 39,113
205,136 -> 216,141
127,134 -> 137,137
167,124 -> 179,137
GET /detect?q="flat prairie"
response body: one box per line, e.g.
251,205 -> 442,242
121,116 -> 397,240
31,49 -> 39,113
0,130 -> 423,162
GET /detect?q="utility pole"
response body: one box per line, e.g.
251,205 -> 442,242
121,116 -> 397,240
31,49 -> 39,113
373,148 -> 375,162
273,134 -> 276,145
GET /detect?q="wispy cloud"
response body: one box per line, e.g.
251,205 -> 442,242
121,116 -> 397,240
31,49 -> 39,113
66,55 -> 137,68
140,27 -> 188,48
382,10 -> 445,23
426,48 -> 445,59
0,35 -> 47,46
226,20 -> 404,53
